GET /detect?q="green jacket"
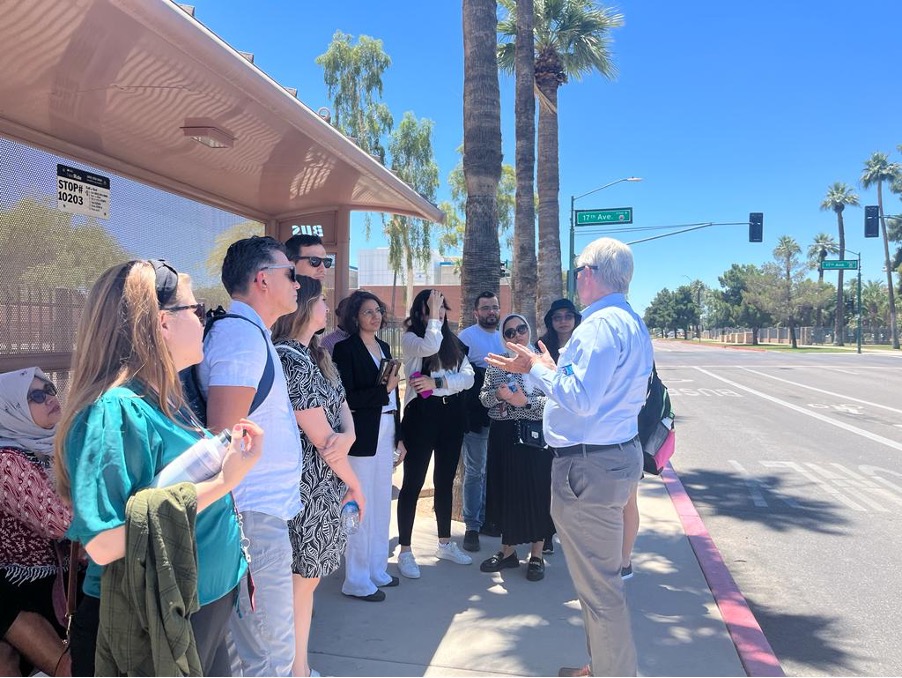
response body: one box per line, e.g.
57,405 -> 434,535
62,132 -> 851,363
95,483 -> 201,677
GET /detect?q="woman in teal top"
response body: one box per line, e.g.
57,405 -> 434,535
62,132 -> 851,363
54,260 -> 263,677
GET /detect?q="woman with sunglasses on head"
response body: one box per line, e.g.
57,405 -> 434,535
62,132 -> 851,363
331,291 -> 405,601
0,368 -> 77,676
55,260 -> 262,677
538,299 -> 582,364
478,314 -> 553,582
396,289 -> 475,579
272,277 -> 363,678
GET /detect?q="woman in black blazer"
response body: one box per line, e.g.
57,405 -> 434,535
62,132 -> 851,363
332,291 -> 405,601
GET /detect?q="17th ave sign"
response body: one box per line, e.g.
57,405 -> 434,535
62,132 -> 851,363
576,207 -> 633,226
821,259 -> 859,270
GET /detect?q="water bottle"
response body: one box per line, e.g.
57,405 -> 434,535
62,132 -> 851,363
151,430 -> 232,487
341,500 -> 361,534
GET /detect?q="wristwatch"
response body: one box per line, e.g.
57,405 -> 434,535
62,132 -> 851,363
434,376 -> 444,390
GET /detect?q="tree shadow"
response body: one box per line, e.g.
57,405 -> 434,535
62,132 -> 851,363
674,468 -> 851,536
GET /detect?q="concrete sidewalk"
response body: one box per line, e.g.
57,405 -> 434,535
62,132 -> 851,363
308,474 -> 748,677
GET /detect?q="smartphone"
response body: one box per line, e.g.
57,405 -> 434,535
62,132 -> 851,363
507,381 -> 519,393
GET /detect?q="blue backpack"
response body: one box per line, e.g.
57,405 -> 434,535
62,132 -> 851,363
179,306 -> 275,426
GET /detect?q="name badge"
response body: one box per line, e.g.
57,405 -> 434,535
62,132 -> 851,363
561,364 -> 574,376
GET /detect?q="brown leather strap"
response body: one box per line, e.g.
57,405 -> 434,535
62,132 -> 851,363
66,541 -> 80,628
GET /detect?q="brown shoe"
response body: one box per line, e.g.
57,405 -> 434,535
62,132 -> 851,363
558,665 -> 591,677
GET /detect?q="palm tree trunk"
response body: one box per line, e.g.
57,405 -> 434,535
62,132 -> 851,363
878,181 -> 901,349
513,0 -> 537,328
461,0 -> 502,333
536,80 -> 562,315
834,211 -> 845,345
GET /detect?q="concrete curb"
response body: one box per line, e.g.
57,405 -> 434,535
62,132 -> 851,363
661,464 -> 785,677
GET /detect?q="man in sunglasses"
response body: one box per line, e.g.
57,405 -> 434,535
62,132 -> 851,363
486,237 -> 653,678
457,292 -> 505,552
196,235 -> 303,676
286,233 -> 333,282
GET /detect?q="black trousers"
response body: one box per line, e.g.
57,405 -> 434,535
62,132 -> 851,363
398,394 -> 466,545
69,587 -> 238,677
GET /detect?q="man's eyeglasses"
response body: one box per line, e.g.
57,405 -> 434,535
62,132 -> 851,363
503,323 -> 530,340
477,305 -> 500,312
295,256 -> 334,269
27,382 -> 58,405
162,303 -> 206,322
259,265 -> 298,282
361,306 -> 386,318
574,264 -> 598,275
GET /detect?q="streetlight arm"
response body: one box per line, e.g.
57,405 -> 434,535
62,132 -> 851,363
573,177 -> 642,202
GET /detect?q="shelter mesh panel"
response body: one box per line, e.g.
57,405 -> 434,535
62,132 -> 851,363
0,137 -> 262,386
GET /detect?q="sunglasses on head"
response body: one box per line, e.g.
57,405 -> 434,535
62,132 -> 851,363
258,264 -> 298,283
27,382 -> 58,405
295,255 -> 333,269
162,302 -> 206,322
504,323 -> 529,340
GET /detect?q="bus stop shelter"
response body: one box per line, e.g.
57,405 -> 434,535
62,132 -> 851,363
0,0 -> 442,374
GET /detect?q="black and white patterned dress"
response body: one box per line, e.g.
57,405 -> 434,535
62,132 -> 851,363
276,339 -> 348,578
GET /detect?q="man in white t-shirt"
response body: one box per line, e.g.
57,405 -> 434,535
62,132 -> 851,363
457,291 -> 504,552
198,235 -> 302,677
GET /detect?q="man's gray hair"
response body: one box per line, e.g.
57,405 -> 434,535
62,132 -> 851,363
578,237 -> 634,294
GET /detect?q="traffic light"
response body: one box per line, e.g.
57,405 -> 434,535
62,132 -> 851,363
749,212 -> 763,242
865,205 -> 879,238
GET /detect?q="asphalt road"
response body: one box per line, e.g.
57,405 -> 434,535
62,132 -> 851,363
654,341 -> 902,677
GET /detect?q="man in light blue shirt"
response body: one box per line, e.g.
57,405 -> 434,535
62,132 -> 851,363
199,236 -> 302,677
487,237 -> 652,677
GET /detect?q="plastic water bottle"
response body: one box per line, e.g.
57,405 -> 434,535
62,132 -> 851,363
151,430 -> 232,487
341,500 -> 361,534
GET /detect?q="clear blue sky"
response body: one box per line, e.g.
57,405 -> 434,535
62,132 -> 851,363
194,0 -> 902,314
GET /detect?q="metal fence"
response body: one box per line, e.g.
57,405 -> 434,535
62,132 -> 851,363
706,326 -> 895,346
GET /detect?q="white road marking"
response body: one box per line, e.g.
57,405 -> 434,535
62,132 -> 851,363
693,367 -> 902,453
805,464 -> 888,512
738,367 -> 902,415
760,461 -> 868,511
727,460 -> 769,507
829,368 -> 860,375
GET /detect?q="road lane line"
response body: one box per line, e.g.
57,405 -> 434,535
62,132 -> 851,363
693,367 -> 902,453
760,462 -> 868,511
804,463 -> 889,512
727,460 -> 769,507
737,367 -> 902,415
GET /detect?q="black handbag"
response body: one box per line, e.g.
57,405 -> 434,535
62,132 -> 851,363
515,418 -> 547,449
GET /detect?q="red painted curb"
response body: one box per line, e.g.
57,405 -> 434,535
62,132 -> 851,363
661,464 -> 785,677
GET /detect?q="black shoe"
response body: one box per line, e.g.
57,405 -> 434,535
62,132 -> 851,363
526,556 -> 545,581
463,530 -> 481,552
480,550 -> 519,572
343,589 -> 386,602
543,538 -> 554,555
479,523 -> 501,538
378,575 -> 400,588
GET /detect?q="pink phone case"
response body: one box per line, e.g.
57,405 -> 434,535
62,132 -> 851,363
409,371 -> 433,399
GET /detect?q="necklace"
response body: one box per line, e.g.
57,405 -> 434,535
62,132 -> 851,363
361,335 -> 383,360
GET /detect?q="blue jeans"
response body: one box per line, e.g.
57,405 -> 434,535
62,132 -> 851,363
462,426 -> 490,531
229,511 -> 296,677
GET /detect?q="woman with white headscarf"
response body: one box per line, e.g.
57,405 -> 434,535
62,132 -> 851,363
0,367 -> 74,676
478,314 -> 554,582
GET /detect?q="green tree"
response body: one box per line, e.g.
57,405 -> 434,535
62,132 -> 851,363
643,288 -> 675,337
498,0 -> 623,314
716,264 -> 772,344
439,162 -> 516,255
462,0 -> 503,329
672,285 -> 698,338
806,231 -> 839,333
860,152 -> 902,348
316,31 -> 394,164
385,112 -> 440,310
820,182 -> 859,345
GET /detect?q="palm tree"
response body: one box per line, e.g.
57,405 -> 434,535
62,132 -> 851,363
774,236 -> 802,348
819,183 -> 858,345
806,232 -> 838,334
861,152 -> 902,349
461,0 -> 503,329
498,0 -> 623,315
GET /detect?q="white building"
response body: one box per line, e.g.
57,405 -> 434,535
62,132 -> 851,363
357,247 -> 459,286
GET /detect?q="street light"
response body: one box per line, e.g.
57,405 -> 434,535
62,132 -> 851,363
568,176 -> 643,300
845,248 -> 863,355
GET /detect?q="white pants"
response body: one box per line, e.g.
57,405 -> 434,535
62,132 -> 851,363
342,415 -> 395,596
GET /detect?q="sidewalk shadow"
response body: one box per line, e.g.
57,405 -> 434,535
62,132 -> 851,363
675,468 -> 850,535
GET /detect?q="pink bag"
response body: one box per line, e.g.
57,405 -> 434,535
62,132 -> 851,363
652,428 -> 675,473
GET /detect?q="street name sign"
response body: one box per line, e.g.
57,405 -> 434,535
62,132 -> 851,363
821,259 -> 858,270
576,207 -> 633,226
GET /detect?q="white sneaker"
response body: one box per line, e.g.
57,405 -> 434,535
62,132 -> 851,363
436,541 -> 473,565
398,551 -> 421,579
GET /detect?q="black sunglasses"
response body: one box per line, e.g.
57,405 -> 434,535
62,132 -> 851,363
295,255 -> 333,269
258,265 -> 298,283
574,264 -> 598,275
504,323 -> 530,340
162,302 -> 206,321
27,382 -> 58,404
